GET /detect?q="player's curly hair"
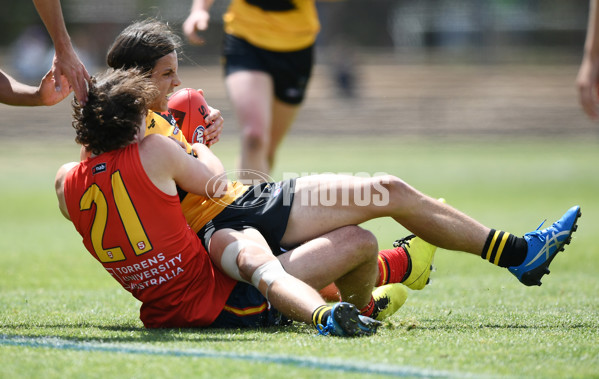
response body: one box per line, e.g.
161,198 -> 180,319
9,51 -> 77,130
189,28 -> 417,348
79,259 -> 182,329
106,18 -> 182,74
72,68 -> 159,155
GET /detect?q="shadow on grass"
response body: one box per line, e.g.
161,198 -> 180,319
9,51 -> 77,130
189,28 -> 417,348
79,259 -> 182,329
394,319 -> 595,331
0,320 -> 309,344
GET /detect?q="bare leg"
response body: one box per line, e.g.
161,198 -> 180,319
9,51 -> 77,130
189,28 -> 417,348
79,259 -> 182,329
267,98 -> 301,170
277,225 -> 378,309
281,174 -> 490,255
225,70 -> 273,180
208,227 -> 327,324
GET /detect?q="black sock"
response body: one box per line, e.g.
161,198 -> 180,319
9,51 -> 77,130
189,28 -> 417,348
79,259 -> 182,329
312,305 -> 332,329
481,229 -> 527,267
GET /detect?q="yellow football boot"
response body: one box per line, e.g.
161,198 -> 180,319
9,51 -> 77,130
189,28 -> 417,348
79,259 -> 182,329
370,283 -> 409,321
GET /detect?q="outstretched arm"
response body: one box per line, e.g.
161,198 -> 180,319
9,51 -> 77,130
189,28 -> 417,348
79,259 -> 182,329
577,0 -> 599,119
32,0 -> 90,103
0,68 -> 70,106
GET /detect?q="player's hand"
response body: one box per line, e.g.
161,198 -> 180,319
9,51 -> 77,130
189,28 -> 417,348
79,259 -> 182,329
51,50 -> 90,104
183,10 -> 210,46
38,69 -> 71,106
204,106 -> 223,147
576,54 -> 599,120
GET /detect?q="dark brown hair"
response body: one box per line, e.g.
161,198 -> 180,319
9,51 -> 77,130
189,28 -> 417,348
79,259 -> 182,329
72,68 -> 159,155
106,19 -> 182,74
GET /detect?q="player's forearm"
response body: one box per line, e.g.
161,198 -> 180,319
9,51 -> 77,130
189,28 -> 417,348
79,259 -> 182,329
192,143 -> 225,177
32,0 -> 72,53
0,71 -> 43,106
191,143 -> 228,197
584,0 -> 599,57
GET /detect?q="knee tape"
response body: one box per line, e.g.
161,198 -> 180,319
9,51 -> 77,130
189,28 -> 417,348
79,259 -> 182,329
220,240 -> 272,283
220,240 -> 249,283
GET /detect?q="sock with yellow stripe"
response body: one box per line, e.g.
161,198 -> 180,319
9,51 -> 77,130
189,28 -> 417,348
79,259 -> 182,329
312,305 -> 332,329
481,229 -> 527,267
376,247 -> 409,286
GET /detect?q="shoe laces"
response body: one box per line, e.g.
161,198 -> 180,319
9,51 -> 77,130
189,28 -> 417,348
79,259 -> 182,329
316,323 -> 330,336
536,219 -> 547,230
393,234 -> 415,248
527,219 -> 547,237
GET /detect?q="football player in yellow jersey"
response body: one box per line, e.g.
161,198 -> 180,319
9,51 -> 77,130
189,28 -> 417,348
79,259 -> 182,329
104,19 -> 413,324
98,19 -> 579,330
183,0 -> 320,181
106,19 -> 243,228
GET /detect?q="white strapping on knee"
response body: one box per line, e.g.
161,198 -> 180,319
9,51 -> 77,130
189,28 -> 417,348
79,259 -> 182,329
221,240 -> 249,283
220,239 -> 272,283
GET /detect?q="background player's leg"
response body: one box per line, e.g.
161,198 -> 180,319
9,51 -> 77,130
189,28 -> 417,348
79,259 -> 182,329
225,70 -> 273,180
267,98 -> 301,171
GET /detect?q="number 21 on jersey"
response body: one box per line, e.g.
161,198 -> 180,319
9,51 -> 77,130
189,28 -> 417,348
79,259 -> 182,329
79,170 -> 153,263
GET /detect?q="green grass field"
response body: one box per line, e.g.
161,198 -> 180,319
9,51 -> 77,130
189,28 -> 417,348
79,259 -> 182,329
0,137 -> 597,378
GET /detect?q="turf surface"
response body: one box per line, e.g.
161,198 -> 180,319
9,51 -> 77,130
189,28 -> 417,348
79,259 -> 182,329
0,137 -> 597,378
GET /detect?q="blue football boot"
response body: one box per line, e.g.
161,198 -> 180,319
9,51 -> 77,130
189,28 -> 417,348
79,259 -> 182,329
509,205 -> 581,286
317,302 -> 381,337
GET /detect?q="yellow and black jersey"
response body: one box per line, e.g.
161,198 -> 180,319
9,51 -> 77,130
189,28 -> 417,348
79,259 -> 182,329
145,110 -> 191,154
223,0 -> 319,52
146,110 -> 244,231
180,180 -> 248,233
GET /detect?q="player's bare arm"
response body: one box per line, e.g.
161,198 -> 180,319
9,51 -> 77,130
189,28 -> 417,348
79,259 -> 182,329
32,0 -> 90,103
54,161 -> 78,220
183,0 -> 214,45
139,134 -> 227,198
0,69 -> 70,106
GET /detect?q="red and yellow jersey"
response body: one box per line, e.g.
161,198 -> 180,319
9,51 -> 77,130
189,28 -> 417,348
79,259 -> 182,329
224,0 -> 319,52
146,110 -> 242,232
63,143 -> 237,328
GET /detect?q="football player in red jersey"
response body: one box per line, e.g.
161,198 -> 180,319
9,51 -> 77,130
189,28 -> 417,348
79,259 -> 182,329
55,68 -> 382,336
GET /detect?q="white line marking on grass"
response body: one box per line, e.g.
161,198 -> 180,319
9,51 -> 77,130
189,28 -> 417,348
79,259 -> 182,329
0,334 -> 484,378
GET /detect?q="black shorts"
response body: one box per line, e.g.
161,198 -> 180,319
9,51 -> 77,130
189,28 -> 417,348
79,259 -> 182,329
222,33 -> 313,105
209,282 -> 291,328
198,179 -> 296,254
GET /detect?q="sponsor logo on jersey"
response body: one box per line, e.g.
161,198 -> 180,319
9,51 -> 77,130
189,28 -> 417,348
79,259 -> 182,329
92,163 -> 107,175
